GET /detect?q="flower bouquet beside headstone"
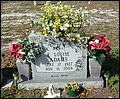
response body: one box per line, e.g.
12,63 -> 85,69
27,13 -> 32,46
8,34 -> 41,63
8,1 -> 91,61
87,34 -> 111,62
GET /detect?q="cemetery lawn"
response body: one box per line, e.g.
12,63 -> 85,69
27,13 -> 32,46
1,1 -> 119,98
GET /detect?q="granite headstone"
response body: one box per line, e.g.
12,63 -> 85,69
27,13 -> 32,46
17,33 -> 104,89
28,34 -> 87,81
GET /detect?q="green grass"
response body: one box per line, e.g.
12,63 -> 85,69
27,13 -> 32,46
109,74 -> 119,90
111,48 -> 119,58
1,38 -> 12,43
1,87 -> 47,98
108,48 -> 119,90
102,48 -> 119,90
21,1 -> 34,6
1,88 -> 9,98
16,27 -> 21,32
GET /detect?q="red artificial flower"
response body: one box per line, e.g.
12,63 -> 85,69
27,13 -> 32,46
89,35 -> 110,50
95,35 -> 110,50
89,35 -> 111,59
8,44 -> 22,59
89,39 -> 99,50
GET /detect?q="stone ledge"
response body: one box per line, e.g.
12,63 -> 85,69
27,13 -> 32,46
18,77 -> 104,90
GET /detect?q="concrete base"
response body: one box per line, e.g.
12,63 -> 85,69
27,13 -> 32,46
18,77 -> 104,90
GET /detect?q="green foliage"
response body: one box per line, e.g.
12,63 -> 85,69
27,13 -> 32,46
89,49 -> 106,61
109,74 -> 119,90
89,49 -> 96,56
2,38 -> 12,43
22,1 -> 34,6
102,60 -> 111,70
20,37 -> 41,63
65,82 -> 80,91
111,48 -> 119,58
16,28 -> 20,32
29,1 -> 90,41
1,87 -> 26,98
17,87 -> 26,95
1,88 -> 8,98
97,53 -> 106,62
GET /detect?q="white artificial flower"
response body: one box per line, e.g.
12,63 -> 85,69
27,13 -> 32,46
53,6 -> 57,10
63,27 -> 67,31
73,23 -> 80,27
64,5 -> 68,8
31,30 -> 35,34
80,7 -> 82,10
76,34 -> 80,37
85,6 -> 87,9
60,26 -> 64,30
46,26 -> 50,30
71,5 -> 74,8
60,26 -> 67,30
18,49 -> 25,55
64,23 -> 69,27
82,13 -> 85,19
88,1 -> 91,4
57,1 -> 62,5
89,41 -> 94,44
95,39 -> 99,43
63,15 -> 68,18
72,37 -> 75,41
49,22 -> 53,26
76,10 -> 80,13
45,1 -> 51,6
84,10 -> 89,14
53,29 -> 56,32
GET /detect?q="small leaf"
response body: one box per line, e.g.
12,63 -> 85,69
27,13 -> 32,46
89,50 -> 96,56
97,53 -> 105,61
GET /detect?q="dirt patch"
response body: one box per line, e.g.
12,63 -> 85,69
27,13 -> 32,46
86,88 -> 119,98
1,1 -> 119,50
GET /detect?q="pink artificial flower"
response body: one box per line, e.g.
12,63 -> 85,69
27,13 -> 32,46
89,35 -> 110,50
89,41 -> 99,50
89,35 -> 111,59
8,44 -> 22,59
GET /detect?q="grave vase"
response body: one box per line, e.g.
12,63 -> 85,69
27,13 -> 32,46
89,57 -> 103,78
16,59 -> 31,81
68,90 -> 79,97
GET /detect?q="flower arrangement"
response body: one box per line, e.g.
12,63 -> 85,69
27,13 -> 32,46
87,34 -> 111,62
8,34 -> 41,63
8,1 -> 111,64
65,81 -> 80,91
29,1 -> 90,43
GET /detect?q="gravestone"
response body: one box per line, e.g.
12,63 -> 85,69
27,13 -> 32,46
17,33 -> 104,89
30,34 -> 88,81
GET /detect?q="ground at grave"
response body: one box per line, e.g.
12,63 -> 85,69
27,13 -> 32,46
1,87 -> 119,98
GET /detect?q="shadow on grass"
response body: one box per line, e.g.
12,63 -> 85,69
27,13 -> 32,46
104,58 -> 119,77
101,58 -> 119,88
1,67 -> 18,87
